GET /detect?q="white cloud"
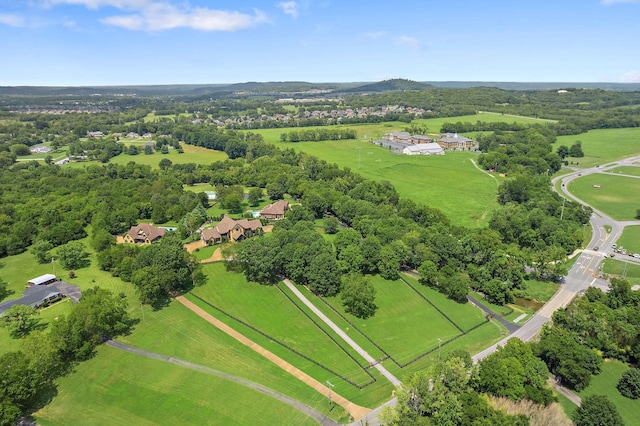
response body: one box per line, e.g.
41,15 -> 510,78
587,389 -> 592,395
41,0 -> 270,31
0,13 -> 26,27
277,1 -> 299,18
396,35 -> 422,49
620,71 -> 640,82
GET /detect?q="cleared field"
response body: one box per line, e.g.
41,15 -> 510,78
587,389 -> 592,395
607,165 -> 640,177
190,263 -> 375,388
602,259 -> 640,287
270,140 -> 499,228
616,225 -> 640,255
109,143 -> 227,168
34,345 -> 321,426
556,127 -> 640,168
568,174 -> 640,221
576,359 -> 640,426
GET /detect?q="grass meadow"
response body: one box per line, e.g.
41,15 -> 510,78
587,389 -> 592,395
109,142 -> 227,168
607,165 -> 640,177
34,345 -> 321,426
602,259 -> 640,287
556,127 -> 640,168
574,359 -> 640,426
616,225 -> 640,255
567,173 -> 640,221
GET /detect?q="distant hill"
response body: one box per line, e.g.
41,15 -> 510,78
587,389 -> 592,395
342,79 -> 433,93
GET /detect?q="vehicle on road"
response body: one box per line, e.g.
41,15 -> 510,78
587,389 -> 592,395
633,253 -> 640,259
612,244 -> 617,249
593,246 -> 599,251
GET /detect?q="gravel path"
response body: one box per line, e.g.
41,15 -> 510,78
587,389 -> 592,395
105,339 -> 339,426
175,295 -> 371,421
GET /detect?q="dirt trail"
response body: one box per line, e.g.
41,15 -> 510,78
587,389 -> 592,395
175,295 -> 371,421
105,339 -> 338,426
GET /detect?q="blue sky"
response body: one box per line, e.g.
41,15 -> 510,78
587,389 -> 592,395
1,0 -> 639,86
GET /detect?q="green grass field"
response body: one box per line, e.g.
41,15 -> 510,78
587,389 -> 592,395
556,127 -> 640,168
270,140 -> 500,228
319,275 -> 464,366
568,173 -> 640,220
616,225 -> 640,255
34,345 -> 322,426
110,143 -> 227,168
602,259 -> 640,287
576,359 -> 640,426
607,165 -> 640,177
190,263 -> 375,387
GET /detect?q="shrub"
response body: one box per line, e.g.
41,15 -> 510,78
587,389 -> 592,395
617,368 -> 640,399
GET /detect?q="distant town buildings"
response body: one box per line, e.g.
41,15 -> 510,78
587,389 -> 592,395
375,132 -> 475,155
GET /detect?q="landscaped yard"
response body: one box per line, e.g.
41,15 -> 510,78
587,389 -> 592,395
568,173 -> 640,220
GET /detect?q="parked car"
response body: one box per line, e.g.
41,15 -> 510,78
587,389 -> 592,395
612,243 -> 617,249
633,253 -> 640,259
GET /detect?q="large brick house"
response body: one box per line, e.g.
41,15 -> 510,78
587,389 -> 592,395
201,216 -> 263,245
259,200 -> 289,220
123,223 -> 166,244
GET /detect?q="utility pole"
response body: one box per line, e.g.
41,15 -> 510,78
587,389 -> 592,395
325,380 -> 334,406
51,257 -> 56,277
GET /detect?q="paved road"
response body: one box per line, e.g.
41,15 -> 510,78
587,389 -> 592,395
282,278 -> 402,387
106,339 -> 339,426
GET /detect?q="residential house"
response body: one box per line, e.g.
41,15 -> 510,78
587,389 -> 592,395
402,143 -> 445,156
123,224 -> 166,244
437,133 -> 475,149
259,200 -> 289,220
201,216 -> 262,245
0,284 -> 64,316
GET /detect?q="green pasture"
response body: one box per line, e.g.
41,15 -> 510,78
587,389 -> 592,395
109,143 -> 227,168
607,165 -> 640,177
319,275 -> 470,366
602,259 -> 640,287
34,345 -> 321,426
556,127 -> 640,168
117,299 -> 348,421
576,359 -> 640,426
617,225 -> 640,255
190,263 -> 375,387
568,174 -> 640,221
274,140 -> 499,228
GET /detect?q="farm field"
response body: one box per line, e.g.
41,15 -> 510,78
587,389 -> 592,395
556,127 -> 640,168
602,259 -> 640,287
189,263 -> 387,404
607,165 -> 640,177
567,173 -> 640,221
34,345 -> 321,426
616,225 -> 640,255
109,143 -> 227,168
572,359 -> 640,426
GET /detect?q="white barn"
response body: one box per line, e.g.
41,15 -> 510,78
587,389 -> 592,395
402,143 -> 445,156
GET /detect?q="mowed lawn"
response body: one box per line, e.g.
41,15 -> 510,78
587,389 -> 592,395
190,263 -> 373,387
607,165 -> 640,177
568,173 -> 640,220
320,275 -> 463,366
265,139 -> 500,228
572,359 -> 640,426
602,259 -> 640,287
109,143 -> 227,168
34,345 -> 320,426
556,127 -> 640,168
617,225 -> 640,255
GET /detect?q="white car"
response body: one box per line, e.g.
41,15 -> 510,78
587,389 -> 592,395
611,244 -> 617,249
633,253 -> 640,259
